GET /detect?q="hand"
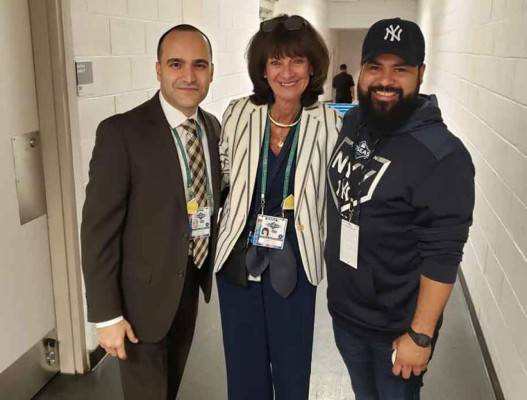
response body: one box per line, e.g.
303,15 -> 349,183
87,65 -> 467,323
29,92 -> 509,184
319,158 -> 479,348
392,333 -> 431,379
97,319 -> 138,360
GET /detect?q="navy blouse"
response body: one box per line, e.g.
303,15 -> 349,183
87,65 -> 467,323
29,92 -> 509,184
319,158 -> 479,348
247,122 -> 302,273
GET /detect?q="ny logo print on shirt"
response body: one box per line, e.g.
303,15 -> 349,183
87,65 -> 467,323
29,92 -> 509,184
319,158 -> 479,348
328,137 -> 391,218
384,24 -> 402,42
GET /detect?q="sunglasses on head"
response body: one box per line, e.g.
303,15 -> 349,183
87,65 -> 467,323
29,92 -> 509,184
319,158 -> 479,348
260,16 -> 307,33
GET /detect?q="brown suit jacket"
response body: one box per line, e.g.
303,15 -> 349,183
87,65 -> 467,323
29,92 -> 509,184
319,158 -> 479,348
81,93 -> 221,343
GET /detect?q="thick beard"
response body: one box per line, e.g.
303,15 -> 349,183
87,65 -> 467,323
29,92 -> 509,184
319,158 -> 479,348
358,84 -> 420,134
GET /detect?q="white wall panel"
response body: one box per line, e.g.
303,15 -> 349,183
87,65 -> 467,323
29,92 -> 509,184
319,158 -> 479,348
417,1 -> 527,396
110,18 -> 146,55
330,0 -> 418,29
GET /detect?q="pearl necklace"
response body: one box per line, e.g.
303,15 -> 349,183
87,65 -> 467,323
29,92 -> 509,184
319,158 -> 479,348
268,111 -> 301,128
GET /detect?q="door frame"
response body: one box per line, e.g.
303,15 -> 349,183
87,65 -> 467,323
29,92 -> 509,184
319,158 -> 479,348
29,0 -> 88,374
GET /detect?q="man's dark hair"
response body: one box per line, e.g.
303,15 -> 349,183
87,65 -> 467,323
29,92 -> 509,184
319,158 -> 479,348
340,64 -> 347,70
157,24 -> 213,61
246,15 -> 329,107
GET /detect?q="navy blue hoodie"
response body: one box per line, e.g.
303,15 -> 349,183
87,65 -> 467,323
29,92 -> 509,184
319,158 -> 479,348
325,95 -> 475,341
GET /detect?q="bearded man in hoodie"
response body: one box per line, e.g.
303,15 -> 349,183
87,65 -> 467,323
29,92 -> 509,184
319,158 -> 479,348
325,18 -> 475,400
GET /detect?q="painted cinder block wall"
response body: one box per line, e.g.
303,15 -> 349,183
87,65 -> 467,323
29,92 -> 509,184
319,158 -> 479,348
70,0 -> 259,187
329,0 -> 418,29
417,1 -> 527,399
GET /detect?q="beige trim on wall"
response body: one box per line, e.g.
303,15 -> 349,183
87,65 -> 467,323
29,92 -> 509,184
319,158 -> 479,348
29,0 -> 88,374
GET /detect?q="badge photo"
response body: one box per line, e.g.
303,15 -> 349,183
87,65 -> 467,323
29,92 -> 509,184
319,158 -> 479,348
254,215 -> 288,250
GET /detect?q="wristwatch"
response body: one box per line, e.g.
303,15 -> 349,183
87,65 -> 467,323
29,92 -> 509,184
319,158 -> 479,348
407,327 -> 432,347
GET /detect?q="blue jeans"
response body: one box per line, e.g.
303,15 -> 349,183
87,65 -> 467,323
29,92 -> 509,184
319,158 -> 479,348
333,321 -> 422,400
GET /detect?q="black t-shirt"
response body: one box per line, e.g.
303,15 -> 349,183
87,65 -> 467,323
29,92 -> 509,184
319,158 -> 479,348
332,72 -> 355,103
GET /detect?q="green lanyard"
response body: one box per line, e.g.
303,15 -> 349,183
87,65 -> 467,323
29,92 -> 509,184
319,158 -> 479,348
171,124 -> 212,202
259,117 -> 300,214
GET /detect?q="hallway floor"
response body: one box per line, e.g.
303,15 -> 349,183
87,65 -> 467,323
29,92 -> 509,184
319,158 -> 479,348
35,280 -> 495,400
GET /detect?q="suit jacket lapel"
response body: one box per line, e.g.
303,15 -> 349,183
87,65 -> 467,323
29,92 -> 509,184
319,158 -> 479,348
295,103 -> 321,214
146,94 -> 187,214
245,103 -> 267,215
198,108 -> 221,212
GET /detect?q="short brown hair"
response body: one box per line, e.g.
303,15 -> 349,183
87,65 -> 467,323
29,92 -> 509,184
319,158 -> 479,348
247,15 -> 329,107
157,24 -> 213,61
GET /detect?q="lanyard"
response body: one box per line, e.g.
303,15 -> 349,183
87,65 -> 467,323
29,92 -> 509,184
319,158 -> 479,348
171,124 -> 211,202
259,117 -> 300,214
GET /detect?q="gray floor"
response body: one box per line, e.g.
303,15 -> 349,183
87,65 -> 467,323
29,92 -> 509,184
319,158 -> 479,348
35,280 -> 495,400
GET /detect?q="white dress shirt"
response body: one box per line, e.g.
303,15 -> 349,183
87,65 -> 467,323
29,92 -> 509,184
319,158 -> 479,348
95,92 -> 213,329
159,92 -> 214,211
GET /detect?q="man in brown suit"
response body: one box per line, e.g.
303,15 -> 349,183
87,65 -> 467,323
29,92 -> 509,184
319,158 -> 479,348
81,25 -> 221,399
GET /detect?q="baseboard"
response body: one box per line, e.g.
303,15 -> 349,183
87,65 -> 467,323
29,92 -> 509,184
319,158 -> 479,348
458,270 -> 505,400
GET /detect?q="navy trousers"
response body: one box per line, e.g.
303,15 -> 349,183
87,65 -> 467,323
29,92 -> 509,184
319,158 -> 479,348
333,322 -> 422,400
216,268 -> 316,400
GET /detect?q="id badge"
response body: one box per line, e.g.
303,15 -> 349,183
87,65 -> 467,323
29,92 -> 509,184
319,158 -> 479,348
340,220 -> 359,269
253,214 -> 288,250
189,207 -> 211,239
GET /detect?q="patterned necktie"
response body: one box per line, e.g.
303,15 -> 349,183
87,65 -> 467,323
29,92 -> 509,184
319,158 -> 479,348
180,118 -> 208,268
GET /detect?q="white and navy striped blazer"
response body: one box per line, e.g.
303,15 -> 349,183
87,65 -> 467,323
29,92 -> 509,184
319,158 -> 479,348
214,96 -> 342,285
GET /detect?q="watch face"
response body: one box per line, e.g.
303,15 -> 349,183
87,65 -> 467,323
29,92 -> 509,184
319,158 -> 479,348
416,334 -> 431,347
409,329 -> 432,347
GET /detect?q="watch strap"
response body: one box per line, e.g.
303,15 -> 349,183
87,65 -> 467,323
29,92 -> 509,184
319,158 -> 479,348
407,326 -> 432,347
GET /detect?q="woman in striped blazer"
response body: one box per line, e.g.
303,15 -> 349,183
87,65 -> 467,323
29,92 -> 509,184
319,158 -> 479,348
214,15 -> 342,400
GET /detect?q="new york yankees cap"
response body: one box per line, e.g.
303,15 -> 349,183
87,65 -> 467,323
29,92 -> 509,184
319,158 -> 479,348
361,17 -> 425,66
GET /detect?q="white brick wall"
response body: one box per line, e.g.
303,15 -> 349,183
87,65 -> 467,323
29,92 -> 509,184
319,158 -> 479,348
110,18 -> 146,55
71,12 -> 110,55
87,0 -> 128,17
329,0 -> 418,29
417,1 -> 527,398
71,0 -> 260,351
158,0 -> 183,23
72,0 -> 260,187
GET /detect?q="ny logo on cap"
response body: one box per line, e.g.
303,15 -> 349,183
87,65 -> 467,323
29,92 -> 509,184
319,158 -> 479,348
384,24 -> 402,42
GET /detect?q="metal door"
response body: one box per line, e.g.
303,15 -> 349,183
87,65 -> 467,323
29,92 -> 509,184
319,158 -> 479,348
0,0 -> 59,398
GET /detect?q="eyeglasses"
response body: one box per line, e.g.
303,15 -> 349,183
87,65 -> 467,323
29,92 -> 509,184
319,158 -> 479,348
260,16 -> 307,33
